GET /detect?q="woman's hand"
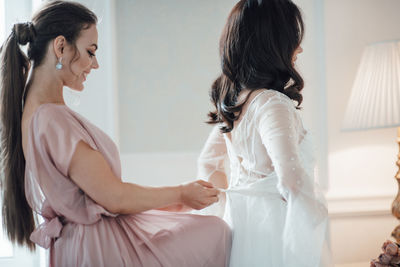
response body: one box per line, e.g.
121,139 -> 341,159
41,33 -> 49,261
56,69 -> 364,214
179,180 -> 220,210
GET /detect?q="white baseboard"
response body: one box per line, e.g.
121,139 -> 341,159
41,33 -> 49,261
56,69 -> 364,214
327,194 -> 393,218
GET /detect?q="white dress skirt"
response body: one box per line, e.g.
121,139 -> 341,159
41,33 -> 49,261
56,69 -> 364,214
197,89 -> 332,267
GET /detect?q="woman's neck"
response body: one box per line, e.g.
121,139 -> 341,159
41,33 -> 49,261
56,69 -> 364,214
25,65 -> 65,106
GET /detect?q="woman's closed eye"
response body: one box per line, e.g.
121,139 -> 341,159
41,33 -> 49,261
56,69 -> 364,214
87,50 -> 95,58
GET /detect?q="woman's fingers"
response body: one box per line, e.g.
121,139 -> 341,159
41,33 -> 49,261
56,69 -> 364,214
206,187 -> 220,196
180,180 -> 221,210
195,180 -> 220,196
193,203 -> 205,210
196,179 -> 214,188
209,196 -> 219,204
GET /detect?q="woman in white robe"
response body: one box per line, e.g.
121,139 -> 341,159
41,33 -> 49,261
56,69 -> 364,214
197,0 -> 332,266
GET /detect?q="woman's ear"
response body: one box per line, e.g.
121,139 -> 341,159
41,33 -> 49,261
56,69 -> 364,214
53,35 -> 66,59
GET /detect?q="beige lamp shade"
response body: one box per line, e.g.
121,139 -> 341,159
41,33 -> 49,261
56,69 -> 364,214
343,40 -> 400,131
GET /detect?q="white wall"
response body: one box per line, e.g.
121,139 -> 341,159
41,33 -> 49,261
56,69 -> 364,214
116,0 -> 236,153
330,212 -> 397,264
115,0 -> 237,187
294,0 -> 329,190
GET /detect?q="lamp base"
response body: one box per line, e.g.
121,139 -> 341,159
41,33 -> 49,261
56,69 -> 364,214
392,225 -> 400,242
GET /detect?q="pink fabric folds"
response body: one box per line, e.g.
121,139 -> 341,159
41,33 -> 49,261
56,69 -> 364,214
24,103 -> 231,267
30,216 -> 63,249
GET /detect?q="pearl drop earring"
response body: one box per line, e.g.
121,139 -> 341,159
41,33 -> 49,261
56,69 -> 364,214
56,57 -> 63,70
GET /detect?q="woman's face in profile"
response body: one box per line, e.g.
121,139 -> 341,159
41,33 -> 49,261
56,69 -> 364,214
62,24 -> 99,91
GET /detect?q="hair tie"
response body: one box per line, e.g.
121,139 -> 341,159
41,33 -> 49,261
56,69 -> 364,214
13,22 -> 36,45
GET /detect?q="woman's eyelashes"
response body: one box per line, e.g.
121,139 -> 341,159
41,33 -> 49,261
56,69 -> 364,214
87,50 -> 95,58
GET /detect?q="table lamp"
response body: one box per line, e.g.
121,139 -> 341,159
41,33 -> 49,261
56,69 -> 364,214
342,39 -> 400,241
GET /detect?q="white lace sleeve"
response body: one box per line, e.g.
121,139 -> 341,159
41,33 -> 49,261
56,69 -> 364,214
256,95 -> 330,267
197,125 -> 227,181
196,125 -> 228,218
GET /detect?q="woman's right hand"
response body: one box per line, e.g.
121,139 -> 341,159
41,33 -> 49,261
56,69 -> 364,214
179,180 -> 220,210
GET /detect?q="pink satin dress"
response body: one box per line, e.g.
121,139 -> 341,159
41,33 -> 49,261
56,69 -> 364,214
24,103 -> 231,267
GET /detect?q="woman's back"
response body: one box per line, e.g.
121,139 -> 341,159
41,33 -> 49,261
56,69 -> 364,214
24,103 -> 119,224
225,89 -> 310,188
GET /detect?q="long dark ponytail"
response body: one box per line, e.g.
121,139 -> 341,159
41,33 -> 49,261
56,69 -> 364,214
0,23 -> 34,250
0,1 -> 97,250
208,0 -> 305,132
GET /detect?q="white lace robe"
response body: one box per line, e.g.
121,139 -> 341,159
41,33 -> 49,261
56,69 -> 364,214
198,89 -> 331,267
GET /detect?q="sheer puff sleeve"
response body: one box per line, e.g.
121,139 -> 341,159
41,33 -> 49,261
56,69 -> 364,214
197,125 -> 227,181
196,125 -> 228,218
256,95 -> 330,267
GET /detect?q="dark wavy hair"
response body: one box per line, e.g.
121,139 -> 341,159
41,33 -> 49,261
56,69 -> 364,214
208,0 -> 304,132
0,1 -> 97,250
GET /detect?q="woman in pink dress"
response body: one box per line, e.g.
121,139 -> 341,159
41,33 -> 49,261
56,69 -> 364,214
0,1 -> 231,266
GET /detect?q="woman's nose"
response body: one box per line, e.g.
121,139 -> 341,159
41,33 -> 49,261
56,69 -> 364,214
92,57 -> 99,69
